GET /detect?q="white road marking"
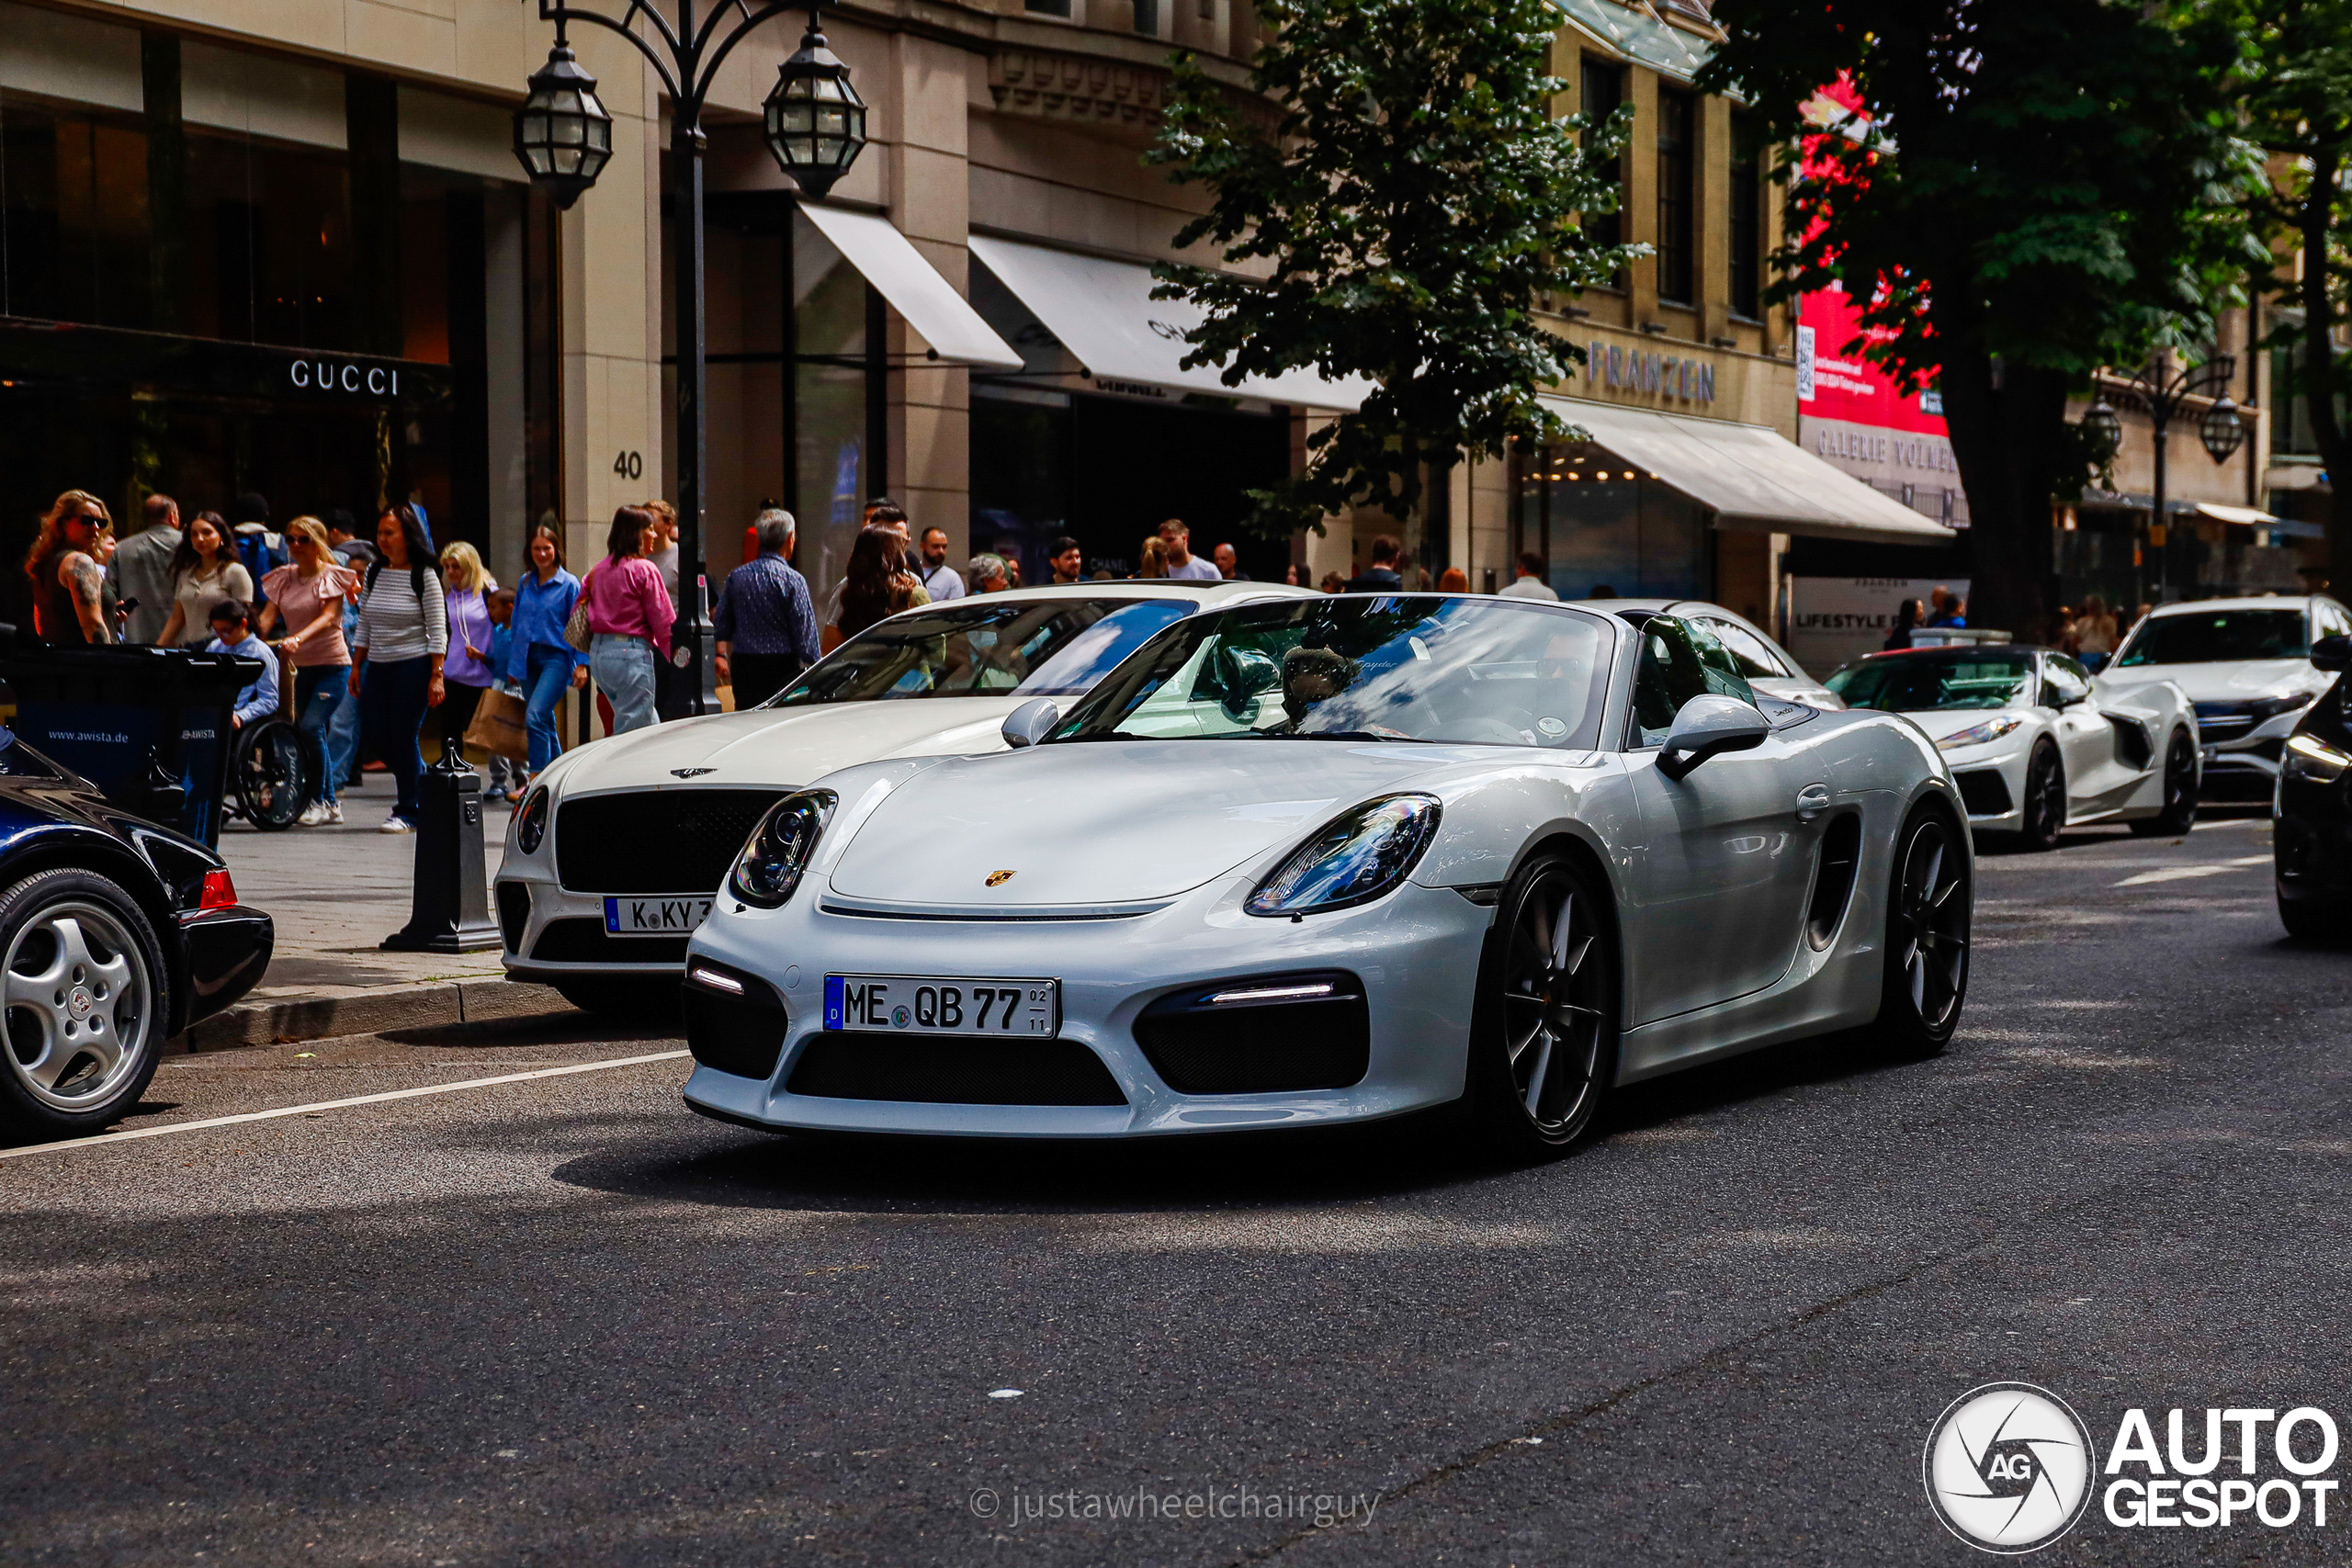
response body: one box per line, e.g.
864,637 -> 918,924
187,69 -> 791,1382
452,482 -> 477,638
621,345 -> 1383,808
2114,865 -> 2237,887
0,1050 -> 692,1164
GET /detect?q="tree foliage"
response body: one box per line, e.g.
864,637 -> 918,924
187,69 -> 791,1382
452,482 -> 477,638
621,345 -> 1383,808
1700,0 -> 2250,637
1148,0 -> 1643,536
2212,0 -> 2352,574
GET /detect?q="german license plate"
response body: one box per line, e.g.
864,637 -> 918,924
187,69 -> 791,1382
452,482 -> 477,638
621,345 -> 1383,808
823,975 -> 1060,1037
603,895 -> 713,935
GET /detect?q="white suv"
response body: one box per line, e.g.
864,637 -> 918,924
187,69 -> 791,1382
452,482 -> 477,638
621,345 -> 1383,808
2102,594 -> 2352,798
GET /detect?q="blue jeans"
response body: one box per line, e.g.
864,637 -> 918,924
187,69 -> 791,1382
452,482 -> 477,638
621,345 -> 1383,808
591,634 -> 659,735
325,660 -> 362,788
358,656 -> 432,819
293,664 -> 348,804
522,644 -> 576,773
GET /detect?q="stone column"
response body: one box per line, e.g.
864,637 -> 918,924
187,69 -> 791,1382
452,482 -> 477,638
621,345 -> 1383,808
885,31 -> 975,558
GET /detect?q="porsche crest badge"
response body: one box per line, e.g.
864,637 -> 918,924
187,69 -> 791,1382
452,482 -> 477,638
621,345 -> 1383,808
985,869 -> 1016,887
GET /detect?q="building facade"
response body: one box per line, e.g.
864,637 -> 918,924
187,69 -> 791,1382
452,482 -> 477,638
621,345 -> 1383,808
1,0 -> 1945,670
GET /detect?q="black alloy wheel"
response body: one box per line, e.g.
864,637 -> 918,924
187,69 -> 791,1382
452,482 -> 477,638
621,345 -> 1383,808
2019,743 -> 2066,852
1468,852 -> 1619,1159
2128,729 -> 2199,837
1873,810 -> 1971,1058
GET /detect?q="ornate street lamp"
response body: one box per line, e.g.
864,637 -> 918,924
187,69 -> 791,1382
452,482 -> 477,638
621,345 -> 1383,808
763,15 -> 867,200
512,39 -> 612,209
2199,395 -> 2246,464
2090,355 -> 2240,604
2079,399 -> 2123,462
513,0 -> 866,718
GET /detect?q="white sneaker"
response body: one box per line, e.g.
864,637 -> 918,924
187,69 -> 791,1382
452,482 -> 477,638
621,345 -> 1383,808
379,815 -> 415,834
324,800 -> 344,825
297,802 -> 329,827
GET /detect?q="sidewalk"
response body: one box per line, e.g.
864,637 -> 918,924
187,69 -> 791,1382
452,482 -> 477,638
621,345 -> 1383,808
195,772 -> 568,1047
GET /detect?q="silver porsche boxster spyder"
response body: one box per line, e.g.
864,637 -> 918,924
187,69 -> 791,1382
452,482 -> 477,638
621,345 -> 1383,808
679,594 -> 1974,1157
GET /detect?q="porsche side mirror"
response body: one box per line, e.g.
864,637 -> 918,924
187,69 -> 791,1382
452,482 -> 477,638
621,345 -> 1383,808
2312,635 -> 2350,673
1658,694 -> 1771,781
1001,697 -> 1061,750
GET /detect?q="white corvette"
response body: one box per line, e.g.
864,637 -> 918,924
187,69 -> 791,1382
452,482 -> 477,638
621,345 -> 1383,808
678,596 -> 1973,1156
1824,644 -> 2199,850
495,580 -> 1308,1013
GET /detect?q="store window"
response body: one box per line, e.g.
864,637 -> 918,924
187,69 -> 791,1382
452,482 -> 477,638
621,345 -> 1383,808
1657,88 -> 1696,307
1513,439 -> 1705,599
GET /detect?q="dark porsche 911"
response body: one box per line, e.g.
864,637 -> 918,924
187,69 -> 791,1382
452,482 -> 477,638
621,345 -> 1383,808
2275,634 -> 2352,941
0,726 -> 271,1136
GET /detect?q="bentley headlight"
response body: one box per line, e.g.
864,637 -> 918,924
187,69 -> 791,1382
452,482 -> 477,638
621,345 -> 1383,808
1246,795 -> 1442,918
729,790 -> 835,908
1936,716 -> 2026,751
514,786 -> 550,854
2283,732 -> 2351,785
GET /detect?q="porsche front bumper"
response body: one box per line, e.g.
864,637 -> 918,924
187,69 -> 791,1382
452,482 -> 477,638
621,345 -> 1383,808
679,877 -> 1495,1137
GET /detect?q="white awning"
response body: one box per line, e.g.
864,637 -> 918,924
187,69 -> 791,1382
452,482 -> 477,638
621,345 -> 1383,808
967,234 -> 1374,412
2196,502 -> 2281,526
1541,397 -> 1957,545
797,206 -> 1023,371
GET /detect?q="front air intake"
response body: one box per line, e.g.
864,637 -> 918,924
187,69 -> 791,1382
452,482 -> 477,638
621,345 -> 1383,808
1133,971 -> 1370,1094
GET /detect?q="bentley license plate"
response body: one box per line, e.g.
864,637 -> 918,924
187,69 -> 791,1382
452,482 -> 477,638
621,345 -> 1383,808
603,896 -> 713,935
824,975 -> 1060,1037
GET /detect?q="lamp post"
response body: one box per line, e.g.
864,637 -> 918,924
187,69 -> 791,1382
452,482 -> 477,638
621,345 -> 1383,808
514,2 -> 866,716
2080,354 -> 2245,605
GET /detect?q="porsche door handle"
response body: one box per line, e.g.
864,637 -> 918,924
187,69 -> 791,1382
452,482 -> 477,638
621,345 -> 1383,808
1794,784 -> 1832,820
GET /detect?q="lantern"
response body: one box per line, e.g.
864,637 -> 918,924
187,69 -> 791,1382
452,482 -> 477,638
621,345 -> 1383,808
763,15 -> 867,199
514,42 -> 613,209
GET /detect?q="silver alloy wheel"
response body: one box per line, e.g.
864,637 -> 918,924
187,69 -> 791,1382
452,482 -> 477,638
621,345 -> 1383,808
3,898 -> 154,1111
1894,823 -> 1969,1029
1500,866 -> 1606,1133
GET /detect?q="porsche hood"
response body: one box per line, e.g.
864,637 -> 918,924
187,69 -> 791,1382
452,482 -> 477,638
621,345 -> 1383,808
551,699 -> 1024,795
824,740 -> 1454,907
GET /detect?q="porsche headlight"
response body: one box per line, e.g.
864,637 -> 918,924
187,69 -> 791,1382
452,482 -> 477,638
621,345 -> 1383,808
514,786 -> 550,854
1936,716 -> 2027,751
2283,731 -> 2351,785
729,790 -> 835,908
1246,795 -> 1442,918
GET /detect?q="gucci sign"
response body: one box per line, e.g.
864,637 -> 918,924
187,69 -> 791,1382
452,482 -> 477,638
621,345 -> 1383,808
288,358 -> 402,397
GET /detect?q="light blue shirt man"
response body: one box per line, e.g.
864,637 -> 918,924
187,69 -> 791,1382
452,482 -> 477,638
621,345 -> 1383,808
206,628 -> 281,728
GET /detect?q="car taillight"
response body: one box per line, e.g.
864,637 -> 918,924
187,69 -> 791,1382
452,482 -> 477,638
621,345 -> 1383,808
198,869 -> 238,910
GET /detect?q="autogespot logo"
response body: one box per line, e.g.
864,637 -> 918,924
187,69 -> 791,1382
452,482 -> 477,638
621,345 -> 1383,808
1924,1383 -> 2098,1553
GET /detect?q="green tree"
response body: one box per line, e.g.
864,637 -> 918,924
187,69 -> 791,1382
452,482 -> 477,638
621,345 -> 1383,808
2218,0 -> 2352,584
1699,1 -> 2248,638
1147,0 -> 1641,543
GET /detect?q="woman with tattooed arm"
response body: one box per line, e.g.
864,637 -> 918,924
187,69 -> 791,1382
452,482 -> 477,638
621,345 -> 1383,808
24,490 -> 119,645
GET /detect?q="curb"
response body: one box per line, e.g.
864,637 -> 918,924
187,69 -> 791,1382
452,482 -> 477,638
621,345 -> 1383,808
174,978 -> 576,1054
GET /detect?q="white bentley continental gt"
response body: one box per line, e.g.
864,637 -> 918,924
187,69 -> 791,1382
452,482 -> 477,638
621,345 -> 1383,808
677,595 -> 1974,1157
1824,644 -> 2199,850
495,580 -> 1309,1014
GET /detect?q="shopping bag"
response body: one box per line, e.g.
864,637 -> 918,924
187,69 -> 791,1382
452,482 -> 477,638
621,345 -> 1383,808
464,685 -> 530,763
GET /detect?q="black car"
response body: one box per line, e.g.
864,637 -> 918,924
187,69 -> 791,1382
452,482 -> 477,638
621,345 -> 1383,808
2276,634 -> 2352,941
0,726 -> 272,1136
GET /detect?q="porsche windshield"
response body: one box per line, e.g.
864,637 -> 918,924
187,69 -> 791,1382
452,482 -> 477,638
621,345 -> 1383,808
770,597 -> 1195,705
2115,608 -> 2308,666
1047,596 -> 1613,749
1826,650 -> 2035,712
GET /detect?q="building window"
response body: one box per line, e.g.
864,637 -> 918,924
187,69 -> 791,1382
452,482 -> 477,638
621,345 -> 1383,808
1023,0 -> 1072,15
1657,88 -> 1696,306
1580,58 -> 1625,288
1134,0 -> 1159,31
1729,109 -> 1762,319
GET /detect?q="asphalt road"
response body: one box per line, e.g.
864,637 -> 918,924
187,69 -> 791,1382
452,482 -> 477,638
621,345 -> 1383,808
6,809 -> 2351,1566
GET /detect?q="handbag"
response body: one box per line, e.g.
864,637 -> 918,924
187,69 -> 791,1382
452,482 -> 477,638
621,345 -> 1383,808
563,565 -> 596,653
463,685 -> 531,763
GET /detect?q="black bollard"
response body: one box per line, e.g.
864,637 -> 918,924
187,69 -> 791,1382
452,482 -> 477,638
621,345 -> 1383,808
382,732 -> 501,953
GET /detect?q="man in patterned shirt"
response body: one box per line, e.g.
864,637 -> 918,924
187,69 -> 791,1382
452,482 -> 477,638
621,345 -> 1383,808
713,509 -> 822,707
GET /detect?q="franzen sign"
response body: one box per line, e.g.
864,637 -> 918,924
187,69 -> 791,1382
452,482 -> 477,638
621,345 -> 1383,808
288,356 -> 404,398
1587,339 -> 1717,404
